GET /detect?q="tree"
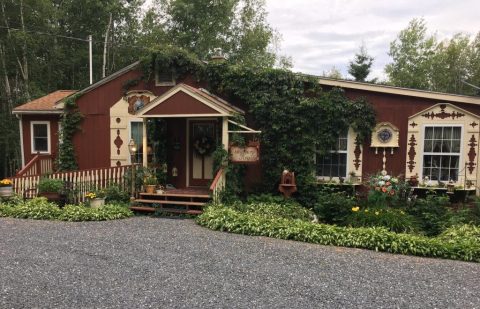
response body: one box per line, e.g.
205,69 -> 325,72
323,66 -> 343,79
385,18 -> 437,90
348,44 -> 374,82
151,0 -> 278,67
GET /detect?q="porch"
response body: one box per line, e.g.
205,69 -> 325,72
130,84 -> 242,213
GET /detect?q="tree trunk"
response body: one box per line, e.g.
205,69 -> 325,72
102,13 -> 113,78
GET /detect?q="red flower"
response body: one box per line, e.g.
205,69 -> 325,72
381,187 -> 387,193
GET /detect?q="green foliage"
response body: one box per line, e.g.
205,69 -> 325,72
234,196 -> 313,221
206,63 -> 376,193
313,189 -> 356,224
197,205 -> 480,262
211,144 -> 245,201
37,178 -> 65,193
58,203 -> 133,221
345,208 -> 419,233
0,197 -> 132,221
438,224 -> 480,244
58,93 -> 83,171
406,194 -> 451,236
348,45 -> 374,82
104,184 -> 131,204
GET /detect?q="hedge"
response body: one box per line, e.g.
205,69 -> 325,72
196,205 -> 480,263
0,198 -> 133,221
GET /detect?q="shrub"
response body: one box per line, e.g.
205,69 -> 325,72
9,197 -> 62,220
104,184 -> 130,203
406,194 -> 451,236
59,203 -> 133,221
0,198 -> 132,221
438,224 -> 480,244
37,178 -> 64,193
230,200 -> 313,222
367,173 -> 410,207
345,207 -> 419,233
313,189 -> 355,224
197,205 -> 480,262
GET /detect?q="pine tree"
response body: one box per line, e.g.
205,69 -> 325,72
348,45 -> 374,82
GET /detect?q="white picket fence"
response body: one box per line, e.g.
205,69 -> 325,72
12,165 -> 132,203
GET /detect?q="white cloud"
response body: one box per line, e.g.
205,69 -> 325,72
266,0 -> 480,80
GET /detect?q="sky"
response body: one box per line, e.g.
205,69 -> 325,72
265,0 -> 480,80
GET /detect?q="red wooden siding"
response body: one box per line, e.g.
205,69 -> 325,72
144,91 -> 220,115
21,114 -> 60,166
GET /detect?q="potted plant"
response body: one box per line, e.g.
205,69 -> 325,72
349,171 -> 358,183
85,189 -> 106,208
144,175 -> 157,194
38,178 -> 64,202
0,178 -> 13,197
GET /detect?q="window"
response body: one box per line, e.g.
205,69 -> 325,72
316,132 -> 348,178
155,68 -> 175,86
31,122 -> 50,153
130,121 -> 144,163
422,126 -> 461,181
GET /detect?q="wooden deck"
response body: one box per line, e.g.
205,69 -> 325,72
130,188 -> 211,215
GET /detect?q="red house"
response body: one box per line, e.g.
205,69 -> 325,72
12,60 -> 480,199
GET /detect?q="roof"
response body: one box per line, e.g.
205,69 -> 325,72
136,83 -> 245,117
316,77 -> 480,105
13,90 -> 77,114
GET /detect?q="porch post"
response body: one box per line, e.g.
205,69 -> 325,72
222,117 -> 229,150
142,118 -> 148,167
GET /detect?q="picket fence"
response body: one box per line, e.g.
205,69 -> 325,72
11,165 -> 132,203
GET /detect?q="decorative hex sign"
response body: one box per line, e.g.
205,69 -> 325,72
229,141 -> 260,164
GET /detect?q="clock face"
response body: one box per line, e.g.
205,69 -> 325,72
377,128 -> 393,143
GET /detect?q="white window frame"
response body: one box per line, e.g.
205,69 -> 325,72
30,121 -> 51,154
315,131 -> 350,180
155,69 -> 176,86
128,120 -> 144,164
420,124 -> 463,183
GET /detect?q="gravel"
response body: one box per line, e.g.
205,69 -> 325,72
0,216 -> 479,309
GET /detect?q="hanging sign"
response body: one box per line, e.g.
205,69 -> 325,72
229,141 -> 260,163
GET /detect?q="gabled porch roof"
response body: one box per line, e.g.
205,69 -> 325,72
135,83 -> 244,118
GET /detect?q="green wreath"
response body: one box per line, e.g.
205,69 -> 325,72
193,135 -> 214,156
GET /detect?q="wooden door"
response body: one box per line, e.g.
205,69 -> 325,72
189,120 -> 216,187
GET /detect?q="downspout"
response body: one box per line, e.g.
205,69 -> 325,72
16,114 -> 25,168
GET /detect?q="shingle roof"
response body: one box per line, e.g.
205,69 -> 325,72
13,90 -> 76,113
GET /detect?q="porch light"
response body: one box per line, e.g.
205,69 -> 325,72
128,139 -> 137,155
447,180 -> 455,194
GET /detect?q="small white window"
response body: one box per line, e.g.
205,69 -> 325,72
316,131 -> 348,178
422,126 -> 461,182
31,121 -> 50,154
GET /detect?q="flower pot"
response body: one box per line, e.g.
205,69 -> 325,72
145,185 -> 156,194
0,186 -> 13,197
38,192 -> 61,202
90,198 -> 105,208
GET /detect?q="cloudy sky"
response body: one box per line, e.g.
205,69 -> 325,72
265,0 -> 480,80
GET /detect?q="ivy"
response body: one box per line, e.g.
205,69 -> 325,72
130,48 -> 376,195
58,93 -> 83,171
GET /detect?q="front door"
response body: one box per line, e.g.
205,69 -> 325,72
189,120 -> 217,187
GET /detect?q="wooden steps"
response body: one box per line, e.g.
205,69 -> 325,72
130,189 -> 211,215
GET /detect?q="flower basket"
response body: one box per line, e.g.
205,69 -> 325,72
145,185 -> 156,194
90,198 -> 105,208
0,179 -> 13,197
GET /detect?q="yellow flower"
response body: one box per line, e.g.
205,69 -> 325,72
400,211 -> 405,215
0,178 -> 12,186
375,211 -> 380,215
352,206 -> 360,212
364,209 -> 369,213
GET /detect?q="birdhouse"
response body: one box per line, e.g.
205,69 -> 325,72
278,170 -> 297,198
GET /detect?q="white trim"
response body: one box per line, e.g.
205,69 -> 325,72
136,84 -> 239,117
318,78 -> 480,105
408,103 -> 480,120
30,121 -> 51,154
419,124 -> 464,183
18,116 -> 25,167
138,113 -> 225,118
12,110 -> 63,115
128,120 -> 144,164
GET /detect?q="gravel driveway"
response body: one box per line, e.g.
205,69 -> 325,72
0,217 -> 479,308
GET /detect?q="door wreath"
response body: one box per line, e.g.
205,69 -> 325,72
193,135 -> 214,156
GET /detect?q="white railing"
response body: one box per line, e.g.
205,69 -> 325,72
12,165 -> 132,203
209,168 -> 225,203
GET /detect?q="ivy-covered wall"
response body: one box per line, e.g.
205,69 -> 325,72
123,47 -> 377,195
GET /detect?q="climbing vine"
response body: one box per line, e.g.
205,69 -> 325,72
129,48 -> 376,195
58,93 -> 83,171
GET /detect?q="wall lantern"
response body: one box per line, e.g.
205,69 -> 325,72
128,139 -> 137,155
447,180 -> 455,194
